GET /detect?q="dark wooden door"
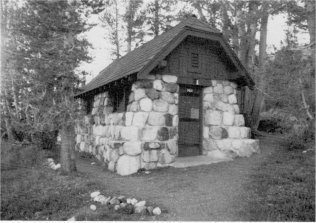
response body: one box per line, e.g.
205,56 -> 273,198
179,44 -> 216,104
178,85 -> 202,157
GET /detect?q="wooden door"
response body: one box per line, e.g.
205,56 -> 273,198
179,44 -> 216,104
178,85 -> 202,157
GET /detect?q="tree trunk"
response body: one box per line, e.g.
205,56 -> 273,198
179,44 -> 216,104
237,13 -> 246,64
231,26 -> 239,54
230,2 -> 240,54
126,0 -> 132,52
238,0 -> 258,68
253,6 -> 269,130
192,0 -> 207,23
10,73 -> 20,119
305,0 -> 315,87
3,117 -> 13,142
1,0 -> 14,143
244,2 -> 269,130
247,21 -> 258,70
2,87 -> 15,143
2,1 -> 20,120
306,0 -> 315,46
305,0 -> 315,113
60,124 -> 76,173
258,10 -> 269,69
3,105 -> 14,143
220,0 -> 231,40
115,0 -> 120,59
299,77 -> 314,120
243,2 -> 269,131
154,0 -> 159,36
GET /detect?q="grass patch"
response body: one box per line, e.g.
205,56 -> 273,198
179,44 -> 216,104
245,140 -> 315,221
1,142 -> 51,170
0,141 -> 155,220
1,165 -> 96,220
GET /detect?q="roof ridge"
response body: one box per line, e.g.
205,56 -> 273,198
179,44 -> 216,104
84,19 -> 189,88
183,16 -> 221,33
78,17 -> 233,96
197,19 -> 221,33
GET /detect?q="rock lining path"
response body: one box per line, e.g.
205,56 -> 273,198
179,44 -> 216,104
76,136 -> 280,221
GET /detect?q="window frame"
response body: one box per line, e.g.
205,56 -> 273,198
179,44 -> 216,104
188,49 -> 202,73
109,83 -> 132,113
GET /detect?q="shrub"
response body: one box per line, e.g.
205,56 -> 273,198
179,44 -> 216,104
31,130 -> 58,150
258,118 -> 284,133
258,109 -> 295,134
287,121 -> 315,151
1,141 -> 58,170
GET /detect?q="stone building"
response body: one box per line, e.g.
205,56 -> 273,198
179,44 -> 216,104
74,16 -> 259,176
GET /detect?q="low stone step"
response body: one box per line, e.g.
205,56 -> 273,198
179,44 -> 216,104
173,155 -> 231,168
226,126 -> 251,139
207,138 -> 260,159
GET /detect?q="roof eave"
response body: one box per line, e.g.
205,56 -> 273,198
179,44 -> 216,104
137,28 -> 188,79
76,24 -> 255,99
138,27 -> 255,89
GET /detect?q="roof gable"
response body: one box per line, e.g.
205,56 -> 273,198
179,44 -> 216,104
77,17 -> 253,97
138,27 -> 254,87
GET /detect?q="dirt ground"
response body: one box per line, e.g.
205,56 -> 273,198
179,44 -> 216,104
76,136 -> 284,221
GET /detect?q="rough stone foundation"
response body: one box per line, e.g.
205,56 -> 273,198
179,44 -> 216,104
75,74 -> 179,176
75,76 -> 259,176
202,80 -> 259,159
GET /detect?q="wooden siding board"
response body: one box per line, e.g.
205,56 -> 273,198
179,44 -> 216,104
137,29 -> 188,79
184,30 -> 253,85
76,17 -> 253,98
172,37 -> 231,81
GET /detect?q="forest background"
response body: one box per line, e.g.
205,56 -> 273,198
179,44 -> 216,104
0,1 -> 314,220
1,0 -> 315,172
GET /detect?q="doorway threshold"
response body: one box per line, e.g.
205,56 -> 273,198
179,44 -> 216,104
173,155 -> 232,168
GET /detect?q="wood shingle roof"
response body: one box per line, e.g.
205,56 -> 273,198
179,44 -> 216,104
77,16 -> 253,97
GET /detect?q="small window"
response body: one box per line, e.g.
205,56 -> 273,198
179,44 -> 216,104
110,90 -> 124,113
109,84 -> 131,113
188,50 -> 201,73
86,96 -> 94,114
191,53 -> 199,68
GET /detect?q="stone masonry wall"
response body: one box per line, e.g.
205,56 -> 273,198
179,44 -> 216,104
75,77 -> 259,176
75,74 -> 179,176
202,80 -> 259,160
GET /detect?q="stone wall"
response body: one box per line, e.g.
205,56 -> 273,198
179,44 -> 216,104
75,77 -> 259,176
202,80 -> 259,159
75,74 -> 179,176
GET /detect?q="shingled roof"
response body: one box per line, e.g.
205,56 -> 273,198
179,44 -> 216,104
77,16 -> 253,97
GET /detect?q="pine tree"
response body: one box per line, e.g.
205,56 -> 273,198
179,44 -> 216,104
141,0 -> 176,37
100,0 -> 122,59
124,0 -> 144,52
1,0 -> 94,173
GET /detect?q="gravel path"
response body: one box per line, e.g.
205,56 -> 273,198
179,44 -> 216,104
76,136 -> 280,221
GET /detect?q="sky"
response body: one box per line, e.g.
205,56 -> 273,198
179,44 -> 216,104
79,10 -> 310,83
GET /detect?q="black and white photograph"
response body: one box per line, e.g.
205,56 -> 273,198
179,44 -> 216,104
0,0 -> 315,221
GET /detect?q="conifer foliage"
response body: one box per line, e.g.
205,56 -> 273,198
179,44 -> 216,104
1,0 -> 94,172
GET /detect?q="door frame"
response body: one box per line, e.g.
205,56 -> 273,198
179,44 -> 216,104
178,84 -> 203,156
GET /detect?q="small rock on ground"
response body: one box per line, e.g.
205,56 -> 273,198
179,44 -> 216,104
67,216 -> 76,221
153,207 -> 161,215
114,205 -> 120,211
147,206 -> 153,215
90,191 -> 100,199
135,206 -> 147,214
135,200 -> 146,207
90,204 -> 97,211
